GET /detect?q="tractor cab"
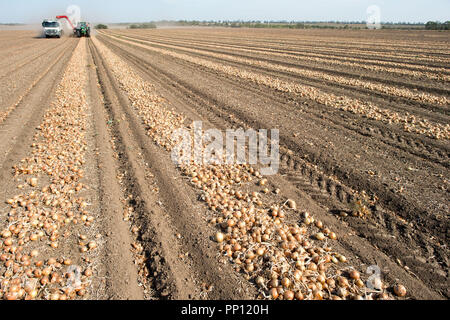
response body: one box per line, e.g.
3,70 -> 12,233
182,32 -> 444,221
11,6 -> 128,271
76,22 -> 91,38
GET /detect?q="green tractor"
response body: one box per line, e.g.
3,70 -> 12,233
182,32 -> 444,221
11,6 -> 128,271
75,22 -> 91,37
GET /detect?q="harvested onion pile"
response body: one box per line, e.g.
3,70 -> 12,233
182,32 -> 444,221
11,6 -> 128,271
104,33 -> 449,140
124,33 -> 448,82
94,37 -> 405,300
116,34 -> 449,104
0,39 -> 95,300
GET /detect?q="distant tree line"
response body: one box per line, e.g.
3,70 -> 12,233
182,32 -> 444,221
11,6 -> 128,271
425,21 -> 450,30
174,20 -> 437,30
108,20 -> 449,31
176,20 -> 366,29
128,23 -> 157,29
95,24 -> 108,29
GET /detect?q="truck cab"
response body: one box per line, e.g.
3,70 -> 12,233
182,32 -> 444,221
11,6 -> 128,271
42,20 -> 63,38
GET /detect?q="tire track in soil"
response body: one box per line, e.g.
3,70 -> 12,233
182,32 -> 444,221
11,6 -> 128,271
89,39 -> 257,300
84,41 -> 143,300
96,35 -> 449,298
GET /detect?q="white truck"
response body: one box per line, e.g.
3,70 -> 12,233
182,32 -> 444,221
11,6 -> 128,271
42,20 -> 63,38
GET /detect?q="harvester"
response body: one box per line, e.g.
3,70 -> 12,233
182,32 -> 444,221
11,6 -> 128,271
75,22 -> 91,38
56,15 -> 91,37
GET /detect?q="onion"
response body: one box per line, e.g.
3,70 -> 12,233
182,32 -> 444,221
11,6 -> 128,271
5,292 -> 18,300
393,284 -> 407,297
338,276 -> 349,288
50,293 -> 60,300
255,276 -> 265,287
77,289 -> 86,296
315,233 -> 325,241
284,290 -> 294,300
293,291 -> 303,301
313,290 -> 324,300
281,277 -> 291,288
40,277 -> 49,285
42,267 -> 52,276
30,178 -> 38,187
1,230 -> 12,238
293,270 -> 302,281
215,232 -> 225,243
355,279 -> 364,288
337,287 -> 348,298
270,288 -> 278,299
268,279 -> 278,288
286,199 -> 297,210
349,269 -> 360,280
29,289 -> 38,299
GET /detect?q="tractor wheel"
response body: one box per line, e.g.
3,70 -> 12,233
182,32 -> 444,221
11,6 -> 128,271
76,30 -> 81,38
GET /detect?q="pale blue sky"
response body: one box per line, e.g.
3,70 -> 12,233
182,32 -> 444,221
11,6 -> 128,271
0,0 -> 448,24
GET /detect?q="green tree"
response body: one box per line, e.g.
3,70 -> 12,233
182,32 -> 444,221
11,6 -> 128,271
95,24 -> 108,29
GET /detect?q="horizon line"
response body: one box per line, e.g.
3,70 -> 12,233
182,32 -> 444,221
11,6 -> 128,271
2,19 -> 449,25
